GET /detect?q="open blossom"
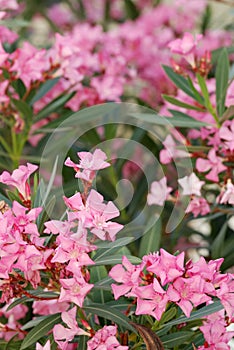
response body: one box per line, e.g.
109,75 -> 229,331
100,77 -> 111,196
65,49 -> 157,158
0,163 -> 38,201
178,173 -> 205,196
218,180 -> 234,206
147,177 -> 172,206
160,135 -> 189,164
219,120 -> 234,151
65,149 -> 110,182
196,149 -> 227,182
134,278 -> 169,320
147,249 -> 185,285
168,32 -> 203,67
87,325 -> 128,350
185,197 -> 210,217
53,307 -> 89,350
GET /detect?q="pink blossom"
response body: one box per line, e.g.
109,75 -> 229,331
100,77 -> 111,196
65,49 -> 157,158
178,173 -> 205,196
135,278 -> 169,320
160,135 -> 189,165
147,248 -> 185,286
0,0 -> 18,10
87,325 -> 128,350
36,340 -> 51,350
0,163 -> 38,201
168,32 -> 203,67
53,307 -> 89,350
147,177 -> 172,206
219,180 -> 234,206
33,299 -> 69,316
196,149 -> 227,182
185,197 -> 210,217
59,275 -> 93,307
167,275 -> 211,317
65,149 -> 110,182
219,120 -> 234,151
109,256 -> 143,299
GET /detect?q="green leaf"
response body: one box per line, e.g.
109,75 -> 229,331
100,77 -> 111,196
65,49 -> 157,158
34,92 -> 75,122
38,195 -> 56,233
167,109 -> 210,128
215,48 -> 229,117
11,79 -> 26,99
162,94 -> 204,111
77,336 -> 89,350
139,217 -> 161,257
212,46 -> 234,64
30,77 -> 60,105
83,303 -> 136,333
162,65 -> 203,103
93,254 -> 141,265
184,333 -> 205,350
124,0 -> 140,19
90,265 -> 111,304
7,291 -> 59,311
11,99 -> 33,119
160,331 -> 193,348
164,300 -> 223,327
93,237 -> 134,260
159,307 -> 177,325
20,313 -> 61,349
21,316 -> 48,330
211,222 -> 227,259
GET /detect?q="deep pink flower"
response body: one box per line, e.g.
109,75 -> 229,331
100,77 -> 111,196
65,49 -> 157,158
147,248 -> 185,285
135,279 -> 169,320
178,173 -> 205,196
0,163 -> 38,201
196,149 -> 227,182
87,325 -> 128,350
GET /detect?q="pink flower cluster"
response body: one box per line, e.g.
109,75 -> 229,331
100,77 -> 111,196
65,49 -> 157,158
110,249 -> 234,320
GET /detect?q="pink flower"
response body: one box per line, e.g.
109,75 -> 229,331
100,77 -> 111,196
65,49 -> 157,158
0,0 -> 18,10
109,256 -> 143,299
36,340 -> 51,350
33,299 -> 69,316
53,307 -> 89,350
167,275 -> 211,317
134,279 -> 169,320
196,149 -> 227,182
59,275 -> 93,307
219,180 -> 234,206
87,190 -> 123,241
160,135 -> 189,165
147,248 -> 185,286
65,149 -> 110,182
0,163 -> 38,201
219,120 -> 234,151
168,32 -> 203,67
147,177 -> 172,206
87,325 -> 128,350
178,173 -> 205,196
185,197 -> 210,217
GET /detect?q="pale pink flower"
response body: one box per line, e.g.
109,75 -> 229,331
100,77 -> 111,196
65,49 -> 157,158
53,307 -> 89,350
160,135 -> 189,165
87,325 -> 128,350
178,173 -> 205,196
185,197 -> 210,217
215,275 -> 234,319
36,340 -> 51,350
219,120 -> 234,151
168,32 -> 203,67
0,0 -> 18,10
147,249 -> 185,285
196,149 -> 227,182
0,163 -> 38,200
33,299 -> 69,316
147,177 -> 172,206
59,275 -> 93,307
219,180 -> 234,206
65,149 -> 110,182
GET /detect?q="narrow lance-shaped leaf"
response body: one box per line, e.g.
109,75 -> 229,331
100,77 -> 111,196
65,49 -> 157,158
215,48 -> 229,117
